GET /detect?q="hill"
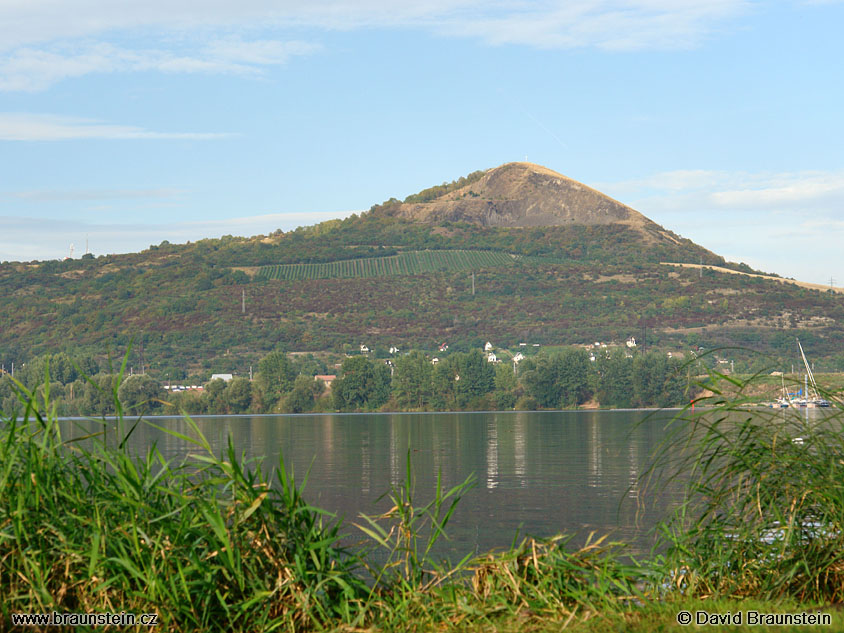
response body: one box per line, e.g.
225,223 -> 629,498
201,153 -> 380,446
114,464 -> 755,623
379,162 -> 646,225
1,162 -> 843,379
372,162 -> 706,249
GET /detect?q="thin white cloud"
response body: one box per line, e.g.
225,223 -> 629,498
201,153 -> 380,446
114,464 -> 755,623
0,38 -> 319,92
600,168 -> 844,212
442,0 -> 750,50
203,37 -> 319,66
711,173 -> 844,208
0,1 -> 754,90
0,1 -> 477,49
8,188 -> 186,202
0,113 -> 231,141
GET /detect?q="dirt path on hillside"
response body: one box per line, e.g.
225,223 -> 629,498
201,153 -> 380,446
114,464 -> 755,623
661,263 -> 844,295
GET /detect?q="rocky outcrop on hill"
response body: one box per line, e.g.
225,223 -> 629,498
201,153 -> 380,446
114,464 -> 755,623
388,162 -> 654,230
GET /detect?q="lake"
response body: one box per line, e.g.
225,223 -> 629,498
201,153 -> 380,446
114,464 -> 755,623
60,409 -> 686,559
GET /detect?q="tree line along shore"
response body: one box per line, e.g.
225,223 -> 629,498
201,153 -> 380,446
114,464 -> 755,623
0,346 -> 694,417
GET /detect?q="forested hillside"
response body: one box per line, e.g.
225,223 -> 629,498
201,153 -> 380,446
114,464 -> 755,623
1,163 -> 842,380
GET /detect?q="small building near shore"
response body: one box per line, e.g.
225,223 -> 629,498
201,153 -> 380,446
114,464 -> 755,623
315,374 -> 336,390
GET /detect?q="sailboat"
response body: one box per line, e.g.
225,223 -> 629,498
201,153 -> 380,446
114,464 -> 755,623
775,375 -> 791,408
792,339 -> 830,408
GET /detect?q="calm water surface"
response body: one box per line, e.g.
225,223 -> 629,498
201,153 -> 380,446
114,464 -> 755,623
62,410 -> 685,558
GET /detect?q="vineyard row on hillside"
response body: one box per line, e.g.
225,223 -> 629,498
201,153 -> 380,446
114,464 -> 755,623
257,250 -> 556,280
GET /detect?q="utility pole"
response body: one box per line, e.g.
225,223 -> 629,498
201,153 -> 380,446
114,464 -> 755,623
249,365 -> 253,381
242,289 -> 246,314
471,272 -> 475,296
139,337 -> 145,375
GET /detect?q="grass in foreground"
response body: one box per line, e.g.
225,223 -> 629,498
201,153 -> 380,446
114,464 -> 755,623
652,373 -> 844,604
3,362 -> 844,631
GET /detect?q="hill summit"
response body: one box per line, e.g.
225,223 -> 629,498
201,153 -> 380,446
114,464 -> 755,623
372,162 -> 687,246
378,162 -> 645,226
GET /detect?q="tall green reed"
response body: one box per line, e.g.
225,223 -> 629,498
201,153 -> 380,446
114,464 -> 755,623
0,358 -> 369,631
651,363 -> 844,603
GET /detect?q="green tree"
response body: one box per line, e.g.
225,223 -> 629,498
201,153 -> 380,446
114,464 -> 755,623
632,351 -> 687,408
493,362 -> 518,409
429,362 -> 457,410
256,350 -> 296,409
451,350 -> 495,409
223,377 -> 253,413
83,373 -> 120,416
595,349 -> 633,408
393,351 -> 433,409
117,374 -> 163,413
18,352 -> 81,389
556,348 -> 591,407
523,349 -> 592,408
284,375 -> 319,413
203,378 -> 228,414
332,356 -> 391,411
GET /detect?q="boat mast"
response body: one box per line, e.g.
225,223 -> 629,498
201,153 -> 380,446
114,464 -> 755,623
797,339 -> 820,399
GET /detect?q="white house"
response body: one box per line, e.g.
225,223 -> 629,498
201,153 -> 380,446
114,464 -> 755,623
360,344 -> 370,353
626,337 -> 637,348
487,352 -> 498,363
431,357 -> 440,365
210,373 -> 233,382
513,352 -> 525,363
484,341 -> 494,352
389,346 -> 399,354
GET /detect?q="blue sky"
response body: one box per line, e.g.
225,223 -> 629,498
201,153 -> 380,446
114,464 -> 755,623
1,1 -> 843,283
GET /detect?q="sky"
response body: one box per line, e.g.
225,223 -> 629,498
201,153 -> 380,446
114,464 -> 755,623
1,1 -> 843,284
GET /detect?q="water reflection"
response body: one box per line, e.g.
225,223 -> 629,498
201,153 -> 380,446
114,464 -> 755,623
485,417 -> 498,490
514,415 -> 526,487
628,442 -> 639,499
60,410 -> 685,558
587,416 -> 601,489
